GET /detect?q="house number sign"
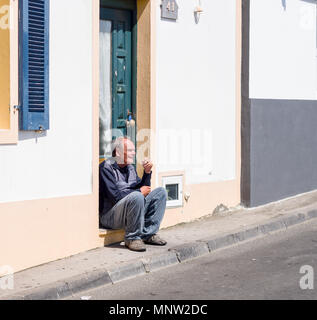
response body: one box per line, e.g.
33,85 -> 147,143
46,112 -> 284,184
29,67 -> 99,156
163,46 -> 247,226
161,0 -> 179,20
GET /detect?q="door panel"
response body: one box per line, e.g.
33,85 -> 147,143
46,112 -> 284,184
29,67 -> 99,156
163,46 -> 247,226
100,7 -> 132,146
112,10 -> 132,134
99,20 -> 112,158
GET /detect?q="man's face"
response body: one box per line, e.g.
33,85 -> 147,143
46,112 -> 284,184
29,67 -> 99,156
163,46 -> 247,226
117,138 -> 135,165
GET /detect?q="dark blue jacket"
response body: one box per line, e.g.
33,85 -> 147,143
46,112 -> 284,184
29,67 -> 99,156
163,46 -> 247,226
99,159 -> 152,215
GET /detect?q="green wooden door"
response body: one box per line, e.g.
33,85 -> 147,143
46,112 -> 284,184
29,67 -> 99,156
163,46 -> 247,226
100,8 -> 134,158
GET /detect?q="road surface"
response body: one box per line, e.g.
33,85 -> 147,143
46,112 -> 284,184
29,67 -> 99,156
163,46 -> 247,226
68,219 -> 317,300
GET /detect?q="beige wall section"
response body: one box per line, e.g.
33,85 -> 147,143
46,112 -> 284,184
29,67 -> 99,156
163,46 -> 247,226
136,0 -> 151,135
0,0 -> 10,129
0,0 -> 18,144
160,180 -> 240,228
136,0 -> 158,185
158,0 -> 242,228
0,0 -> 100,275
0,195 -> 99,273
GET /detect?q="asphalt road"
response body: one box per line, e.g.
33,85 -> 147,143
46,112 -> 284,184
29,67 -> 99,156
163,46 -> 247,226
68,219 -> 317,300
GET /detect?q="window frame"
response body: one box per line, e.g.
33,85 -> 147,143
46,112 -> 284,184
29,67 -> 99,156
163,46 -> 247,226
0,0 -> 19,144
162,175 -> 184,208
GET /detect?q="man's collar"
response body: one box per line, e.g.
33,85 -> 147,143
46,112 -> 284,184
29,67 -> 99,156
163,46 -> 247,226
112,161 -> 119,169
112,160 -> 129,172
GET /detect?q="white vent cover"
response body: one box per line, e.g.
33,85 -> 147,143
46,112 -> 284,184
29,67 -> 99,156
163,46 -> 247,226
162,175 -> 183,208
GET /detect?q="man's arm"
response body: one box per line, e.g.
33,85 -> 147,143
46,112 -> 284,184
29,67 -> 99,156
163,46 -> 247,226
136,171 -> 152,188
138,174 -> 151,198
100,166 -> 141,205
133,161 -> 152,188
137,159 -> 153,187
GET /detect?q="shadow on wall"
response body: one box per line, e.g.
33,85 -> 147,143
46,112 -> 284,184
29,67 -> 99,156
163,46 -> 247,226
283,0 -> 317,10
161,17 -> 177,23
300,0 -> 317,3
18,131 -> 47,142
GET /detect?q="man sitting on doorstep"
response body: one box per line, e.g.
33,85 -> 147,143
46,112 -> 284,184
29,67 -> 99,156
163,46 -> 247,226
99,136 -> 167,252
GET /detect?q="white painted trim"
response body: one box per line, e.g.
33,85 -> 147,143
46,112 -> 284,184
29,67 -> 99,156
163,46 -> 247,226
162,175 -> 183,208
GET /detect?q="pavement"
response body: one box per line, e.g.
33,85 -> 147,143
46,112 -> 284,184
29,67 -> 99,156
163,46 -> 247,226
1,190 -> 317,300
68,217 -> 317,300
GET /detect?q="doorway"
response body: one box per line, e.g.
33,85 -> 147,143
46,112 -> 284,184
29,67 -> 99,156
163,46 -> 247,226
99,6 -> 136,160
97,0 -> 155,237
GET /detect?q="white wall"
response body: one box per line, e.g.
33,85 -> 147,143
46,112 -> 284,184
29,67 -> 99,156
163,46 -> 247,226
0,0 -> 93,203
156,0 -> 237,184
250,0 -> 317,100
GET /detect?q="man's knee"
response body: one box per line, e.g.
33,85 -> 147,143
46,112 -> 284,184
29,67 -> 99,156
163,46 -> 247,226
126,191 -> 145,208
154,187 -> 167,200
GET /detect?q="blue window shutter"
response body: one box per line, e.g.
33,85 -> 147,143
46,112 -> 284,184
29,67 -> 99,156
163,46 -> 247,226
20,0 -> 49,131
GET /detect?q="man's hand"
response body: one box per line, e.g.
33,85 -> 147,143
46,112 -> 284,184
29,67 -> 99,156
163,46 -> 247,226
142,158 -> 153,174
140,186 -> 151,197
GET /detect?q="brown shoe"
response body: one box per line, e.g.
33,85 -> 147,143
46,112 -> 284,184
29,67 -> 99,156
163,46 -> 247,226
144,234 -> 167,246
125,239 -> 146,252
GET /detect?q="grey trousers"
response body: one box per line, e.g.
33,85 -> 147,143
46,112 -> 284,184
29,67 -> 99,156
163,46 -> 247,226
100,187 -> 167,241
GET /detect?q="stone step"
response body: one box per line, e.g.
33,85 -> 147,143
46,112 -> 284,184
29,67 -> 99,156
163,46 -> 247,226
99,228 -> 124,246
